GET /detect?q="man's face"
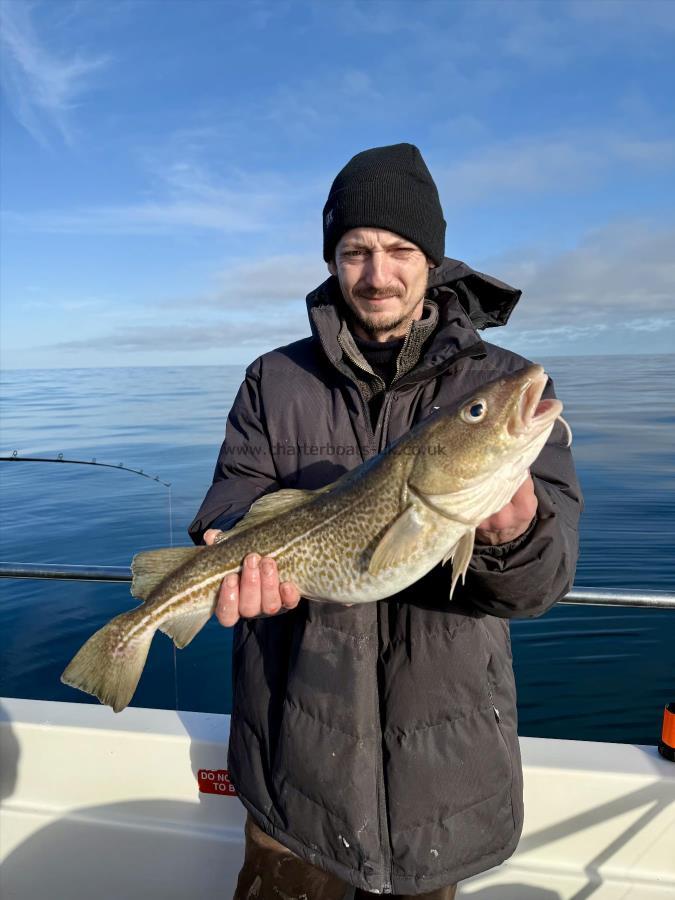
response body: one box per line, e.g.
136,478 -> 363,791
328,228 -> 434,342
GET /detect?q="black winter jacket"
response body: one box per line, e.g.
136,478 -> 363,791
189,259 -> 582,894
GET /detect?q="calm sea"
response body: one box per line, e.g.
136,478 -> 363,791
1,355 -> 673,745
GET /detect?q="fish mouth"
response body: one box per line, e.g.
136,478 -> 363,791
510,365 -> 563,436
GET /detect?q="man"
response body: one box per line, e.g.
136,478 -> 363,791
189,143 -> 582,898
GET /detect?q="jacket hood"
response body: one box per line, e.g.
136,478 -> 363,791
427,257 -> 521,329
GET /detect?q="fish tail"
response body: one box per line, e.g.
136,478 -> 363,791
61,607 -> 155,713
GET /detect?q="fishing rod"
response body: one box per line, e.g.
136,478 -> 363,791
0,452 -> 174,546
0,451 -> 171,486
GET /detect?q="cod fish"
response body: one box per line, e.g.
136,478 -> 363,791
62,364 -> 565,713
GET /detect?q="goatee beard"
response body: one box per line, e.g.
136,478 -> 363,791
350,308 -> 410,339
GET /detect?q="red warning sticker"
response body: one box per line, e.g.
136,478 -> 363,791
198,768 -> 237,796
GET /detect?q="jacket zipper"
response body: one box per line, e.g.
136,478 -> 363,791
328,338 -> 392,890
370,655 -> 392,892
482,622 -> 502,725
345,358 -> 385,458
377,391 -> 395,453
314,330 -> 379,459
487,680 -> 501,723
339,318 -> 419,458
374,386 -> 398,893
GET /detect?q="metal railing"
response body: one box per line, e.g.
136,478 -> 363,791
0,562 -> 674,608
0,563 -> 132,583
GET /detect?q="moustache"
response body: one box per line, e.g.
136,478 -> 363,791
354,287 -> 404,300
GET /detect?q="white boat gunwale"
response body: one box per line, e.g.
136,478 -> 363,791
2,697 -> 674,899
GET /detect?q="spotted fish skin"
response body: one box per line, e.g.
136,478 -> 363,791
61,364 -> 563,712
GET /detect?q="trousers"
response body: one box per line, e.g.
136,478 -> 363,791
233,815 -> 458,900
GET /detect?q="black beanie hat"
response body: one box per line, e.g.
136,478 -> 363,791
323,143 -> 446,266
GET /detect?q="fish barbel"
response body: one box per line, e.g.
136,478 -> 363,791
61,364 -> 565,712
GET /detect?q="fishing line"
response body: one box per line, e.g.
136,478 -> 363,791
168,486 -> 174,547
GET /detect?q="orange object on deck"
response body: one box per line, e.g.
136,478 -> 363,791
658,703 -> 675,762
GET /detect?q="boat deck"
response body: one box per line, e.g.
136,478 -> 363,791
1,698 -> 674,899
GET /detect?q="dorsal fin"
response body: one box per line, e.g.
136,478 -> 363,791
130,546 -> 203,601
214,481 -> 340,544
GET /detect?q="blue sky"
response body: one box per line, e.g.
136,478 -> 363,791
1,0 -> 674,369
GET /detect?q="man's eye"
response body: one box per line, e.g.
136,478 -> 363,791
391,248 -> 416,257
342,250 -> 364,259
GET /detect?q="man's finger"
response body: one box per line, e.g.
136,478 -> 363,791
238,553 -> 262,617
512,475 -> 537,515
260,557 -> 282,615
216,573 -> 240,627
203,529 -> 223,546
280,581 -> 301,609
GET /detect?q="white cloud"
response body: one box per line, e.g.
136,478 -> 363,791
613,139 -> 675,165
623,316 -> 675,333
163,254 -> 328,309
51,314 -> 309,354
0,0 -> 110,146
435,134 -> 675,205
568,0 -> 675,33
244,0 -> 295,30
325,0 -> 416,36
482,220 -> 675,332
36,250 -> 333,358
1,159 -> 293,235
480,0 -> 675,68
501,8 -> 571,66
58,254 -> 329,356
341,69 -> 383,102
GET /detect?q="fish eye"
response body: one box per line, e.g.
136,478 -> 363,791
461,399 -> 487,423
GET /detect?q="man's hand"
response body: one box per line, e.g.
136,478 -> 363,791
475,475 -> 537,546
203,529 -> 301,626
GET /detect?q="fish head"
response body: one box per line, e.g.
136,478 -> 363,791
407,364 -> 562,519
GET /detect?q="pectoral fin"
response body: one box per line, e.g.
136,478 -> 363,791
442,528 -> 475,599
368,506 -> 426,577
